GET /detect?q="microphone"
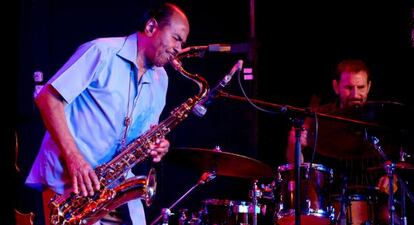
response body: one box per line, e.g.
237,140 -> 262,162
177,43 -> 240,59
207,44 -> 232,52
181,44 -> 231,53
192,60 -> 244,117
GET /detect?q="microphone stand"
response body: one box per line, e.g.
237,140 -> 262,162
150,171 -> 216,225
292,118 -> 304,225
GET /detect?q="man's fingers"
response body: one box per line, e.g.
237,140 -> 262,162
76,174 -> 88,196
89,170 -> 101,191
72,176 -> 79,194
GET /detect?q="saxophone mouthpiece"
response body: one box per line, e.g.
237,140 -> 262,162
170,58 -> 183,71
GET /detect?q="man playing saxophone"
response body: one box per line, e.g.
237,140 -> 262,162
25,2 -> 190,224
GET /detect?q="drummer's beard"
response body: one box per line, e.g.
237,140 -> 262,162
344,98 -> 365,109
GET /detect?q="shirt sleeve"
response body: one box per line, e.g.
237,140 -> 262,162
49,41 -> 106,104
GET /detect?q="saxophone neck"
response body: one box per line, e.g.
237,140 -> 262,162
170,58 -> 209,100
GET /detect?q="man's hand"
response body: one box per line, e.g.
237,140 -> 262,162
65,151 -> 100,197
377,174 -> 398,194
149,138 -> 170,162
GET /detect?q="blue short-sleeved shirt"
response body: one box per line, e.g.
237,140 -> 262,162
26,32 -> 168,195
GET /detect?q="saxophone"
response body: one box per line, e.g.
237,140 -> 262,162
48,56 -> 209,225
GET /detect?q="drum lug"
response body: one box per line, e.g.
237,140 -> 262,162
305,167 -> 310,179
306,199 -> 311,210
328,205 -> 335,222
277,172 -> 282,183
329,169 -> 334,183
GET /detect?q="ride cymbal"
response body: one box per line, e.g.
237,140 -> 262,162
165,147 -> 274,179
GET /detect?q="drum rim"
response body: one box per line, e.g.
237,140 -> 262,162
331,193 -> 369,201
276,208 -> 333,219
277,162 -> 333,173
203,198 -> 255,206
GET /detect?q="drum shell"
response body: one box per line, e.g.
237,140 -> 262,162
275,163 -> 334,225
331,186 -> 389,225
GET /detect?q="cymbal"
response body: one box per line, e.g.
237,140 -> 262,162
367,161 -> 414,173
307,101 -> 412,160
165,147 -> 274,179
307,117 -> 381,159
361,101 -> 413,130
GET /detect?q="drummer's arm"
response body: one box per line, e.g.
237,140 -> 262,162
377,174 -> 398,194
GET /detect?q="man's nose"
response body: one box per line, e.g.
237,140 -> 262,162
350,87 -> 358,97
174,43 -> 182,54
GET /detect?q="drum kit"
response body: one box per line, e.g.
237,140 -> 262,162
150,101 -> 414,225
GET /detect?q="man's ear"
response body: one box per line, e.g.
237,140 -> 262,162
145,18 -> 158,36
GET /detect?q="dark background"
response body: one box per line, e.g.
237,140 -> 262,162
6,0 -> 414,224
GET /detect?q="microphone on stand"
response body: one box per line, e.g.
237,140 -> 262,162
177,44 -> 243,59
192,60 -> 243,117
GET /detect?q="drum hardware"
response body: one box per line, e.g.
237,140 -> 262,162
337,176 -> 348,225
369,135 -> 414,225
399,149 -> 411,162
202,198 -> 265,225
174,208 -> 203,225
150,171 -> 216,225
249,180 -> 262,225
385,162 -> 397,225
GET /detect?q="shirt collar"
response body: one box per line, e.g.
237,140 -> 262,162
117,32 -> 155,84
117,32 -> 138,66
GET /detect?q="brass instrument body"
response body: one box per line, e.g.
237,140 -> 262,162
49,58 -> 209,225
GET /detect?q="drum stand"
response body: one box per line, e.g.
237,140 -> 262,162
150,171 -> 216,225
370,135 -> 414,225
337,176 -> 349,225
249,180 -> 262,225
384,163 -> 414,225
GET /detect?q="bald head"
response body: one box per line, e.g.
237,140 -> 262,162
138,3 -> 189,33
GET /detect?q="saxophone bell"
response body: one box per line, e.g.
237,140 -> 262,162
144,167 -> 157,206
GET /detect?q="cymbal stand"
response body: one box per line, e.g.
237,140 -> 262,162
385,162 -> 396,225
370,135 -> 397,225
369,135 -> 414,225
150,171 -> 216,225
397,173 -> 414,225
337,176 -> 349,225
398,168 -> 407,225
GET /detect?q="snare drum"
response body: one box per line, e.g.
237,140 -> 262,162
275,163 -> 334,225
202,198 -> 263,225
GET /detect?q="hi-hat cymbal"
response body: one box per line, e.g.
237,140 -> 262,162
367,161 -> 414,173
165,147 -> 274,179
